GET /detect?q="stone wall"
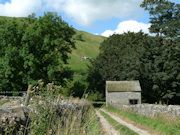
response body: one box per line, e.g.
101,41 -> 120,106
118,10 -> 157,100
0,95 -> 25,102
0,95 -> 90,134
111,104 -> 180,118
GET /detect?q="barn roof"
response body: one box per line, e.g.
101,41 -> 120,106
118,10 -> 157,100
106,81 -> 141,92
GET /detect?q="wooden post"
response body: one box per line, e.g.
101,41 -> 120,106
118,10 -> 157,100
25,84 -> 33,106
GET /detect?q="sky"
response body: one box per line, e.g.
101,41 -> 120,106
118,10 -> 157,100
0,0 -> 179,37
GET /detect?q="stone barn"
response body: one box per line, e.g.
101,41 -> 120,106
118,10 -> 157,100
106,81 -> 141,106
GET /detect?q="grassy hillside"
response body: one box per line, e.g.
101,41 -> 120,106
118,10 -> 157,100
0,16 -> 106,75
68,30 -> 106,75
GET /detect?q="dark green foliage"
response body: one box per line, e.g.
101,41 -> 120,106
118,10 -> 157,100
87,31 -> 147,98
62,80 -> 86,98
75,34 -> 85,42
138,37 -> 180,104
140,0 -> 180,104
87,31 -> 180,104
87,91 -> 104,101
0,12 -> 75,92
0,65 -> 2,91
140,0 -> 180,39
87,0 -> 180,104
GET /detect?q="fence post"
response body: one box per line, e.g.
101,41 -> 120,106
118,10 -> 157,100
25,84 -> 33,106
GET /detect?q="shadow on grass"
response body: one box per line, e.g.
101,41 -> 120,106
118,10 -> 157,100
92,102 -> 105,108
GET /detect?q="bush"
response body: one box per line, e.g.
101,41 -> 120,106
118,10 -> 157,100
75,34 -> 85,42
87,91 -> 104,101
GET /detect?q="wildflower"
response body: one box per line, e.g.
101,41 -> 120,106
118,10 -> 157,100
38,79 -> 42,83
47,83 -> 51,87
33,86 -> 36,91
60,96 -> 64,100
52,81 -> 54,85
50,89 -> 55,92
9,120 -> 13,124
3,114 -> 7,118
49,129 -> 52,134
16,117 -> 20,122
40,82 -> 44,86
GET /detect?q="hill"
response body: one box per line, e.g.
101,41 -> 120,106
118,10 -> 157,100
68,30 -> 106,75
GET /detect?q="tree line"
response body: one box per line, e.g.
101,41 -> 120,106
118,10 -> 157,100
87,0 -> 180,104
0,12 -> 75,93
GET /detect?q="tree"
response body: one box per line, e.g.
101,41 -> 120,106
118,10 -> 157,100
87,31 -> 180,104
140,0 -> 180,39
140,0 -> 180,104
0,12 -> 75,92
87,31 -> 149,99
87,0 -> 180,104
133,36 -> 180,104
0,18 -> 27,92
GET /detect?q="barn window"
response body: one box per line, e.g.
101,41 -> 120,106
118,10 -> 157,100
129,99 -> 138,105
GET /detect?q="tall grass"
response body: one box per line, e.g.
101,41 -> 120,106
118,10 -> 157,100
104,106 -> 180,135
27,100 -> 100,135
27,81 -> 100,135
1,81 -> 100,135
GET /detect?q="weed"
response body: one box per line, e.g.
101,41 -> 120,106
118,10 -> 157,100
1,80 -> 100,135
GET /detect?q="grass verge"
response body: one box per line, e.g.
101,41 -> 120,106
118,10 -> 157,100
99,110 -> 138,135
104,106 -> 180,135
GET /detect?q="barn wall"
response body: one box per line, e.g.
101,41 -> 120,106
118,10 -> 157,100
106,91 -> 141,106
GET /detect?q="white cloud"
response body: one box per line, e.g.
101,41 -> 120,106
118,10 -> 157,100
0,0 -> 42,17
101,30 -> 114,37
101,20 -> 151,37
44,0 -> 144,27
0,0 -> 144,27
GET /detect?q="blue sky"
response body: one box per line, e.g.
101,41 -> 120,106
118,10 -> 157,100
0,0 -> 179,37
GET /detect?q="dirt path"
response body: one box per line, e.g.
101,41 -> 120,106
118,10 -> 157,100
95,110 -> 120,135
101,109 -> 151,135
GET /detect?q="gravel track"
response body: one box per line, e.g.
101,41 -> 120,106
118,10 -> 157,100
101,109 -> 151,135
96,110 -> 120,135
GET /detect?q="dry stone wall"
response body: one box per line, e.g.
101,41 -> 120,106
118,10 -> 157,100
111,104 -> 180,118
0,95 -> 25,102
0,95 -> 90,134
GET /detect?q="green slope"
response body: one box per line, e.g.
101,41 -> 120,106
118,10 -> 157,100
68,30 -> 106,75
